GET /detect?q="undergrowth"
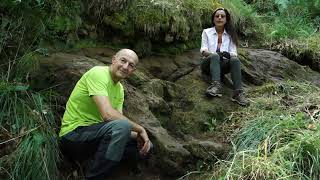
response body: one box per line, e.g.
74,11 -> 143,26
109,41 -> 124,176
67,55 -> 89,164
252,0 -> 320,62
1,1 -> 63,179
209,81 -> 320,179
0,81 -> 60,180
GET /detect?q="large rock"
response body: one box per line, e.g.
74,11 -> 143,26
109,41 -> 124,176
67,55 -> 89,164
238,48 -> 320,86
32,47 -> 320,177
270,40 -> 320,73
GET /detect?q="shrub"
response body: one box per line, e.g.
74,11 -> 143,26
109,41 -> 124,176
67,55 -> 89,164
223,0 -> 262,39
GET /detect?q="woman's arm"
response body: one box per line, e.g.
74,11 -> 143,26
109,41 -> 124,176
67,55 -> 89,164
229,38 -> 237,57
200,30 -> 209,56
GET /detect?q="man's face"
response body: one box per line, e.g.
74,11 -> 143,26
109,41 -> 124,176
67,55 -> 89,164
111,52 -> 138,80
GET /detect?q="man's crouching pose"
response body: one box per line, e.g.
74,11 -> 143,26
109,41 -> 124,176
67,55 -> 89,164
59,49 -> 152,180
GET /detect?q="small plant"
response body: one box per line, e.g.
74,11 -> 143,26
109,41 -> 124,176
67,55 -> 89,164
204,118 -> 217,132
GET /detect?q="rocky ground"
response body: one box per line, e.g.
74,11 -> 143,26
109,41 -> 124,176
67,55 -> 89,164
31,47 -> 320,179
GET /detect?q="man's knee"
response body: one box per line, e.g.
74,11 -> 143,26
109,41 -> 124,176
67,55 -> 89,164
110,120 -> 131,137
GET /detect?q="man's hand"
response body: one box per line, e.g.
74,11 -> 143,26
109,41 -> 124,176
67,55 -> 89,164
137,129 -> 151,156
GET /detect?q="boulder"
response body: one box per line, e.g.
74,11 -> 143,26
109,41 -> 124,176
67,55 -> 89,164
32,47 -> 320,177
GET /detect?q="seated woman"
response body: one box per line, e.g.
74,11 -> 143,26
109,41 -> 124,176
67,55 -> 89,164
200,7 -> 249,106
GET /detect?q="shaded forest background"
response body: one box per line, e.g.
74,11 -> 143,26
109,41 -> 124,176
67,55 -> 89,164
1,0 -> 320,179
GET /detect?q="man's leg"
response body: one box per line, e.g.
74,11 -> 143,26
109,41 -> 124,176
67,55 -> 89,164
60,120 -> 132,180
118,139 -> 141,175
121,138 -> 154,174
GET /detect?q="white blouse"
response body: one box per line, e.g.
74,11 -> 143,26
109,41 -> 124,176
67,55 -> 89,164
200,27 -> 237,57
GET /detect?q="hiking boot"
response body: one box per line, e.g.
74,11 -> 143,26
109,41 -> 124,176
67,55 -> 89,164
206,81 -> 222,97
231,89 -> 250,106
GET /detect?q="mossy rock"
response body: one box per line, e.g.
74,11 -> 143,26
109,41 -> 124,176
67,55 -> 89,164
271,36 -> 320,72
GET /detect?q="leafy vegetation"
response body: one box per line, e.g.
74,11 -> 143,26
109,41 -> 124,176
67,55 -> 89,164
0,1 -> 64,179
247,0 -> 320,71
222,0 -> 261,39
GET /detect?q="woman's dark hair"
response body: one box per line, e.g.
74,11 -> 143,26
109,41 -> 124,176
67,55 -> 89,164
211,8 -> 238,46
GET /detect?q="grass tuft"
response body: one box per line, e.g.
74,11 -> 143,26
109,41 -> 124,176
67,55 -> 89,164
209,80 -> 320,179
0,80 -> 60,180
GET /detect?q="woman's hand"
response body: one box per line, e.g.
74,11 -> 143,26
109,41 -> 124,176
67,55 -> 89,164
201,50 -> 212,57
230,54 -> 237,58
202,51 -> 219,58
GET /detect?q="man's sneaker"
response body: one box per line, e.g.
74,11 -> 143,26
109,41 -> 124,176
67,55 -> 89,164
206,81 -> 222,97
231,89 -> 250,106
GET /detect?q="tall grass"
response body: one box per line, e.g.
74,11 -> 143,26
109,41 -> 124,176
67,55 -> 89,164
0,80 -> 60,180
0,1 -> 85,178
210,81 -> 320,179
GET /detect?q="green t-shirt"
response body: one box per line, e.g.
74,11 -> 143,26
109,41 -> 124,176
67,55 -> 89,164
59,66 -> 124,137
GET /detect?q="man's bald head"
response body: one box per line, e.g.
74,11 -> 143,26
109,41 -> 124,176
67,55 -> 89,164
115,49 -> 139,64
109,49 -> 139,82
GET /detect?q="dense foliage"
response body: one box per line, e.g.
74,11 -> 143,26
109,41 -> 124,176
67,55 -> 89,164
247,0 -> 320,71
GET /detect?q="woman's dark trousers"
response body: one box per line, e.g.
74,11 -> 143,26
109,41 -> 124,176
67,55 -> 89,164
201,53 -> 242,90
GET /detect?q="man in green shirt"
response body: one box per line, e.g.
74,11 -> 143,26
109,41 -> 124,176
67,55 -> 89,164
59,49 -> 152,180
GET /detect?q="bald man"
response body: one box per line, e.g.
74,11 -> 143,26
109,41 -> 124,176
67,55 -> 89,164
59,49 -> 152,180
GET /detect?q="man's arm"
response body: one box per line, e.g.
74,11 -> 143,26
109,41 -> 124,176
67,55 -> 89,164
92,95 -> 151,155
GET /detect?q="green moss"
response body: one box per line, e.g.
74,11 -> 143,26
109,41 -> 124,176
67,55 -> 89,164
238,48 -> 251,65
73,39 -> 100,49
49,16 -> 79,33
134,38 -> 152,56
99,0 -> 223,46
271,34 -> 320,72
152,40 -> 199,55
103,12 -> 134,36
170,75 -> 239,135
